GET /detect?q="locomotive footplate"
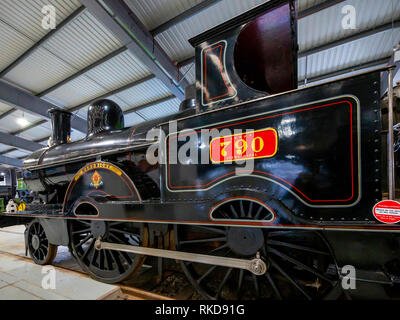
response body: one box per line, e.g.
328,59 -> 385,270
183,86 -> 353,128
1,199 -> 400,233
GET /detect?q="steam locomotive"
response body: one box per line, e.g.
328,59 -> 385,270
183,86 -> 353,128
1,0 -> 400,299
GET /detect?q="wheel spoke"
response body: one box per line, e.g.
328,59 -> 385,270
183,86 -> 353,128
105,250 -> 113,270
78,220 -> 91,226
240,200 -> 245,217
109,221 -> 126,226
270,258 -> 311,300
109,233 -> 128,244
268,247 -> 334,284
197,265 -> 217,284
247,201 -> 253,218
219,210 -> 231,219
268,240 -> 330,256
215,268 -> 233,299
265,212 -> 273,220
38,248 -> 46,261
207,243 -> 229,254
91,248 -> 99,266
81,239 -> 94,261
254,206 -> 263,220
265,272 -> 282,300
108,233 -> 134,265
238,269 -> 244,293
110,250 -> 124,274
230,205 -> 239,218
252,274 -> 260,297
73,228 -> 91,235
193,225 -> 226,235
180,237 -> 227,245
109,228 -> 137,237
76,233 -> 93,248
99,250 -> 105,270
268,230 -> 307,237
32,223 -> 37,235
127,236 -> 140,246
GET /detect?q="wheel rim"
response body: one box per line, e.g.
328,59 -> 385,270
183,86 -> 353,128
27,221 -> 51,264
69,220 -> 147,283
176,200 -> 340,300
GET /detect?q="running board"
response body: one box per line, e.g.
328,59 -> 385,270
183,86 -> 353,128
95,239 -> 267,276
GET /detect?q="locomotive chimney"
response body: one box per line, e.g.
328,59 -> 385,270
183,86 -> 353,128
179,84 -> 197,112
48,108 -> 71,146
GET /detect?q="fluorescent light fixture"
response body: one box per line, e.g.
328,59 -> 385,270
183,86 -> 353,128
17,118 -> 29,126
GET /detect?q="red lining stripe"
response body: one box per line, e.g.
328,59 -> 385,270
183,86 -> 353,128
5,212 -> 400,231
167,100 -> 356,203
62,163 -> 141,213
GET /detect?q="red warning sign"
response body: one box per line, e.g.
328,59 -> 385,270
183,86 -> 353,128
373,200 -> 400,224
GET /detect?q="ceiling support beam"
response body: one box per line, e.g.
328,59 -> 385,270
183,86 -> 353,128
81,0 -> 187,100
68,74 -> 155,112
124,95 -> 175,114
176,0 -> 349,66
300,20 -> 400,58
0,131 -> 42,152
1,136 -> 49,158
179,17 -> 399,67
0,108 -> 16,121
299,56 -> 390,84
0,80 -> 86,133
151,0 -> 345,37
0,155 -> 22,168
37,46 -> 128,97
2,46 -> 129,116
0,6 -> 86,78
177,56 -> 195,68
38,47 -> 192,99
5,71 -> 171,137
0,149 -> 16,156
150,0 -> 223,36
298,0 -> 345,19
5,96 -> 176,150
11,120 -> 48,136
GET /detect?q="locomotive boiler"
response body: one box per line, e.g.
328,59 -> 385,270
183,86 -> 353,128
2,0 -> 400,300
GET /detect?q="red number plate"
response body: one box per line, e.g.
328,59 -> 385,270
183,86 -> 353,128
210,128 -> 278,163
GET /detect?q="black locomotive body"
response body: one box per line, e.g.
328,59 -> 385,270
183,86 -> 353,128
2,0 -> 400,299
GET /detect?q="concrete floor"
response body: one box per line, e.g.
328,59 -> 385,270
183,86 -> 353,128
0,225 -> 121,300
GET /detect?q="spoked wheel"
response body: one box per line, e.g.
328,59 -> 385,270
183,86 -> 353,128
69,220 -> 148,283
175,201 -> 340,300
27,219 -> 58,265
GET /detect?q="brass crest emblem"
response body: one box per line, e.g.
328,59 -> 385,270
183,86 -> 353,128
90,171 -> 103,189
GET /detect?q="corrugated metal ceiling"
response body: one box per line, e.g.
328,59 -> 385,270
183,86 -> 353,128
147,0 -> 268,62
0,0 -> 398,161
299,0 -> 400,52
0,0 -> 81,42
